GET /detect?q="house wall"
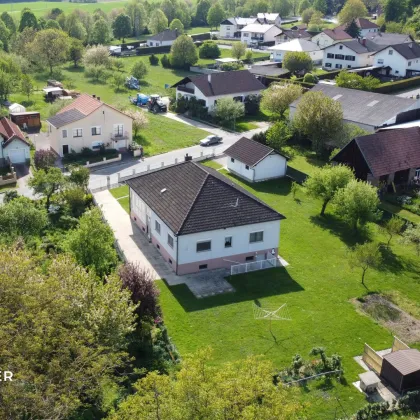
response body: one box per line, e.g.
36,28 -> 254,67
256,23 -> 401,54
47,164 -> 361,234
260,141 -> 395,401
147,39 -> 174,47
360,28 -> 379,37
241,26 -> 280,45
312,33 -> 335,48
322,43 -> 372,69
373,46 -> 420,77
271,48 -> 323,63
220,23 -> 238,38
0,138 -> 30,162
177,220 -> 281,274
253,154 -> 287,181
48,104 -> 133,157
227,156 -> 254,181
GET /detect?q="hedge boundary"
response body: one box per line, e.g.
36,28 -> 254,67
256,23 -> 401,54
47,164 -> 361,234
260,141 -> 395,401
373,76 -> 420,94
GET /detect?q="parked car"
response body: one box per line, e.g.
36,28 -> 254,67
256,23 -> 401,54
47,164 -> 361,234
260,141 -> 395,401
200,135 -> 222,146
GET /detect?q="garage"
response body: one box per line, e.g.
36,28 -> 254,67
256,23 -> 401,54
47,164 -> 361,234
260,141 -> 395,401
113,139 -> 128,150
8,148 -> 26,163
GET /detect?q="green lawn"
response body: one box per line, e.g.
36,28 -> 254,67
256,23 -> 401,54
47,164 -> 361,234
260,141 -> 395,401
156,168 -> 420,418
110,185 -> 130,213
201,158 -> 223,170
197,48 -> 270,66
379,201 -> 420,225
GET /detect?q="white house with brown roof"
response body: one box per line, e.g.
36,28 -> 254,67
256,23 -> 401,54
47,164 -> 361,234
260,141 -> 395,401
335,18 -> 380,37
224,137 -> 287,182
312,29 -> 352,48
46,94 -> 133,157
240,24 -> 281,45
219,17 -> 257,38
172,70 -> 265,110
146,29 -> 179,47
0,117 -> 30,165
275,28 -> 312,44
127,161 -> 285,275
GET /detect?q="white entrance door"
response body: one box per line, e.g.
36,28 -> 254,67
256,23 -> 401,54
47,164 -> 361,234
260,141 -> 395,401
114,139 -> 127,149
8,149 -> 26,163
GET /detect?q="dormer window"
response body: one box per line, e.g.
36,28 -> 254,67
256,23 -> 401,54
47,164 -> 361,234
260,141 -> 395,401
389,49 -> 393,55
339,45 -> 343,50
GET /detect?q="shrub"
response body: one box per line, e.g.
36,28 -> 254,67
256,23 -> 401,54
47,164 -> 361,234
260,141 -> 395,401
149,54 -> 159,65
244,94 -> 261,116
252,130 -> 267,145
3,190 -> 18,203
63,187 -> 86,218
303,73 -> 317,84
34,149 -> 57,170
220,62 -> 243,71
244,50 -> 253,63
160,54 -> 171,68
199,40 -> 221,59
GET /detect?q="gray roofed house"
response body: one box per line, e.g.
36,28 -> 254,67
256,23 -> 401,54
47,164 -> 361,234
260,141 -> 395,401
146,29 -> 179,47
172,70 -> 265,110
47,109 -> 86,128
289,84 -> 420,132
127,161 -> 286,275
338,38 -> 380,53
366,32 -> 413,46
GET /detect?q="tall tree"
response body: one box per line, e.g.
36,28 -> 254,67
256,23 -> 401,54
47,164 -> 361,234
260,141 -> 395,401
345,18 -> 362,37
0,20 -> 9,51
19,9 -> 38,32
125,0 -> 147,36
231,41 -> 246,59
20,74 -> 34,100
383,0 -> 408,22
266,121 -> 292,151
83,44 -> 111,67
299,0 -> 311,14
293,91 -> 343,153
271,0 -> 293,16
161,0 -> 177,22
30,29 -> 70,74
308,10 -> 324,31
214,97 -> 245,130
170,18 -> 184,33
207,2 -> 226,29
301,7 -> 316,23
349,242 -> 382,286
92,17 -> 111,44
112,13 -> 132,42
283,51 -> 313,74
0,248 -> 136,419
304,164 -> 355,216
313,0 -> 328,14
260,83 -> 303,118
195,0 -> 212,25
169,34 -> 198,68
333,179 -> 380,231
65,208 -> 118,276
338,0 -> 368,25
1,12 -> 16,35
69,37 -> 84,67
149,9 -> 168,34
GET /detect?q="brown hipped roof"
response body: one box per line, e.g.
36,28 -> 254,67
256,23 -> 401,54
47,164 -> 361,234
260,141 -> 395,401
336,18 -> 379,31
224,137 -> 286,167
126,161 -> 285,235
383,349 -> 420,376
0,117 -> 29,146
322,28 -> 352,41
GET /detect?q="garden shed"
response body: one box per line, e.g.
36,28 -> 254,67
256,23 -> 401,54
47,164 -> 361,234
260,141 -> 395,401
10,111 -> 41,130
8,103 -> 26,114
380,349 -> 420,393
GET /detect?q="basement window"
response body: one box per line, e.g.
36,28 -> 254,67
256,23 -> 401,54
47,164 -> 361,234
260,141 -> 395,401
245,256 -> 255,261
199,264 -> 208,270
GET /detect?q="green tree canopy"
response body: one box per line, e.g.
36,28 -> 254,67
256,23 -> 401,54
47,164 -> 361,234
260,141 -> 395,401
293,91 -> 343,153
401,223 -> 420,256
336,71 -> 380,91
69,37 -> 84,67
1,11 -> 16,35
382,216 -> 404,246
308,10 -> 324,31
83,44 -> 111,67
304,164 -> 355,216
169,34 -> 198,68
0,247 -> 136,418
301,7 -> 316,23
333,179 -> 380,230
345,19 -> 362,38
214,97 -> 245,130
196,0 -> 212,24
231,41 -> 247,59
349,242 -> 382,286
299,0 -> 311,14
45,18 -> 61,30
19,9 -> 38,32
112,13 -> 132,42
260,83 -> 303,118
149,9 -> 168,34
199,40 -> 221,58
383,0 -> 408,22
207,2 -> 226,29
338,0 -> 368,25
266,121 -> 292,151
170,18 -> 184,33
125,0 -> 147,36
283,51 -> 313,74
313,0 -> 328,14
92,17 -> 111,44
131,60 -> 148,79
20,73 -> 34,100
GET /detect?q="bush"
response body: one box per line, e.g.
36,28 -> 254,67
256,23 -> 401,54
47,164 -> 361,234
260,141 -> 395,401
252,130 -> 267,145
374,75 -> 420,94
149,54 -> 159,65
303,73 -> 317,84
244,94 -> 260,116
63,187 -> 86,218
34,149 -> 57,170
3,190 -> 18,203
160,54 -> 171,68
199,41 -> 221,59
220,62 -> 243,71
244,50 -> 253,63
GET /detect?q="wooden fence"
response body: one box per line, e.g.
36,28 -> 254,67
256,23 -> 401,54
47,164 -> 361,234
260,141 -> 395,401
362,343 -> 383,374
392,336 -> 410,352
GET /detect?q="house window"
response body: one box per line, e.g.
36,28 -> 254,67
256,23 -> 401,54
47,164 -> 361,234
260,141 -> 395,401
327,53 -> 334,58
199,264 -> 208,270
196,240 -> 211,252
62,129 -> 67,138
155,220 -> 161,234
325,63 -> 332,68
231,158 -> 235,163
225,236 -> 232,248
169,258 -> 172,264
150,42 -> 153,46
345,55 -> 355,61
415,168 -> 420,178
113,124 -> 124,137
377,59 -> 384,64
339,45 -> 343,50
245,256 -> 255,261
243,33 -> 249,37
73,128 -> 82,138
408,61 -> 412,66
245,165 -> 249,170
335,64 -> 343,69
395,70 -> 399,74
91,126 -> 101,136
167,234 -> 174,248
334,54 -> 344,60
388,49 -> 393,55
250,231 -> 264,243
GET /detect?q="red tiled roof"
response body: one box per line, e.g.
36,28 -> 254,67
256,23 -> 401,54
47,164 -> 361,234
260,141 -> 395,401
58,93 -> 103,116
0,117 -> 28,146
322,28 -> 352,41
337,18 -> 379,31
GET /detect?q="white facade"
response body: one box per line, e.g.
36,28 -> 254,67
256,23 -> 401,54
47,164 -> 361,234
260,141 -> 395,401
269,40 -> 323,63
257,13 -> 282,25
241,24 -> 281,46
372,46 -> 420,77
322,42 -> 373,70
227,153 -> 287,182
47,105 -> 133,157
176,78 -> 263,111
0,138 -> 30,164
146,39 -> 175,47
220,18 -> 256,38
312,32 -> 338,48
360,27 -> 379,37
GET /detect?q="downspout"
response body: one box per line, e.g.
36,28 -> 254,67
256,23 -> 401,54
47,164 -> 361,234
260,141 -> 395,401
175,234 -> 179,275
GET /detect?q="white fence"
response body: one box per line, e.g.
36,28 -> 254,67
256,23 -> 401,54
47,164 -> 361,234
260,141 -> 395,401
88,148 -> 221,193
231,257 -> 279,276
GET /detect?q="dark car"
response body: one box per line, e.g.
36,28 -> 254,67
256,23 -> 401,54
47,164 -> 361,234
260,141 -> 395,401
199,135 -> 222,146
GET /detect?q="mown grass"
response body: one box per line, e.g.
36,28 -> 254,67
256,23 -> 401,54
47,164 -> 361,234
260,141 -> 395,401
156,167 -> 420,418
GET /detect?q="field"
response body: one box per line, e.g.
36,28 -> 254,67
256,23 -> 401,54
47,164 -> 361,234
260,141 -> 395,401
150,161 -> 420,418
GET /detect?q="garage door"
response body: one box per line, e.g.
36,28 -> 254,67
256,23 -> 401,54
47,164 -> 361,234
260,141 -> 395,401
8,149 -> 26,163
114,139 -> 127,150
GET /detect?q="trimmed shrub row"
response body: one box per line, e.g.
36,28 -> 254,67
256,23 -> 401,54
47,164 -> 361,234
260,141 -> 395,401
373,75 -> 420,93
191,32 -> 211,41
317,70 -> 342,80
136,41 -> 203,56
263,76 -> 315,89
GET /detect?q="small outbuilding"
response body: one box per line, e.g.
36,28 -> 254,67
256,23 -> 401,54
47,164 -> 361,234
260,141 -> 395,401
10,111 -> 41,130
381,349 -> 420,393
8,103 -> 26,114
224,137 -> 287,182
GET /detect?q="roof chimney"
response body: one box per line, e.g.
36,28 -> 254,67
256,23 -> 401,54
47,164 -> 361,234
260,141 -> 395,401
97,96 -> 101,101
362,37 -> 366,46
208,74 -> 211,84
92,94 -> 96,98
409,42 -> 413,49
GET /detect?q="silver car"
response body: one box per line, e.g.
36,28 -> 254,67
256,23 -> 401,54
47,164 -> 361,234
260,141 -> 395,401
200,135 -> 222,146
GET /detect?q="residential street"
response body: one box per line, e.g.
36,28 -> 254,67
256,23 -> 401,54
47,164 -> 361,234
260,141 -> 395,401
88,114 -> 269,191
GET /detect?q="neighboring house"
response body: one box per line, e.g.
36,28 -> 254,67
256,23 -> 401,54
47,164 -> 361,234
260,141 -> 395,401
365,32 -> 413,46
371,42 -> 420,77
269,39 -> 323,64
331,127 -> 420,187
224,137 -> 287,182
172,70 -> 265,110
241,24 -> 281,46
289,84 -> 420,132
8,103 -> 26,114
275,28 -> 312,44
0,117 -> 30,165
335,18 -> 380,37
256,13 -> 282,25
322,39 -> 379,69
146,29 -> 179,47
312,29 -> 352,48
46,93 -> 133,157
127,161 -> 286,275
220,17 -> 257,38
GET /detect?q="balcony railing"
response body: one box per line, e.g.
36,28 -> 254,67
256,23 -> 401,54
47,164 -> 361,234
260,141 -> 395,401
177,85 -> 195,94
110,131 -> 130,141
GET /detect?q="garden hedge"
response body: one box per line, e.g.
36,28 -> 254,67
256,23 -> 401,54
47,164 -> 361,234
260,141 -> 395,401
191,33 -> 211,41
136,41 -> 203,56
373,76 -> 420,94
